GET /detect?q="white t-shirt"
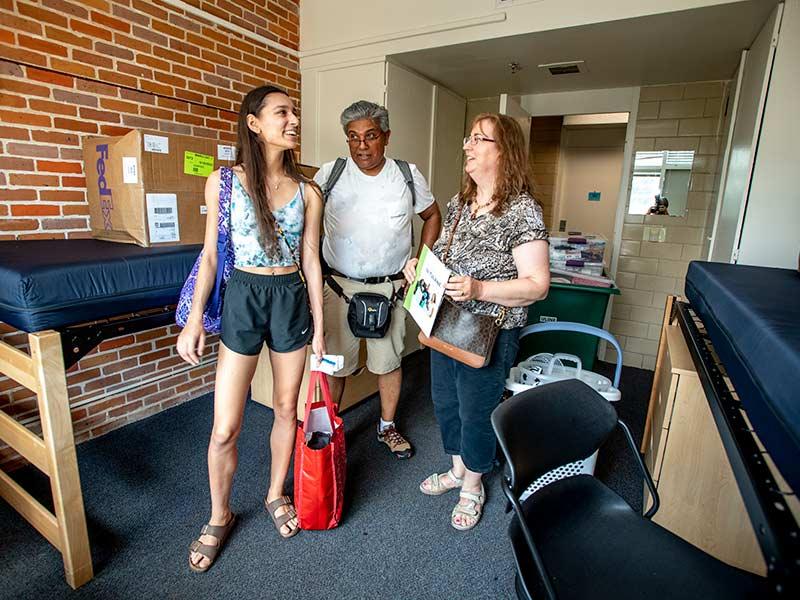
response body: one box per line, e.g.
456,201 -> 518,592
314,157 -> 436,278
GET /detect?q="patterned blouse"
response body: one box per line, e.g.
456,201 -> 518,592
230,176 -> 305,268
431,193 -> 548,329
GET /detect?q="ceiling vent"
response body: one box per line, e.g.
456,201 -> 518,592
538,60 -> 585,76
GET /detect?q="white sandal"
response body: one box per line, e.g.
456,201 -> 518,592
419,469 -> 464,496
451,483 -> 485,531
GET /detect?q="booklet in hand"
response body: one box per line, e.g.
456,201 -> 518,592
403,244 -> 451,336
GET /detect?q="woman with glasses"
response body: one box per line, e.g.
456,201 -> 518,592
403,113 -> 550,530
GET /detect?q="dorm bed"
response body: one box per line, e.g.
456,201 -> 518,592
0,239 -> 199,588
677,261 -> 800,594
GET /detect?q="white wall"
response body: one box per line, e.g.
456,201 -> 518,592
737,0 -> 800,269
300,0 -> 739,68
300,60 -> 386,166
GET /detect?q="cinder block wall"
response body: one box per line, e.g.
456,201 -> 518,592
530,115 -> 562,231
607,81 -> 730,369
0,0 -> 299,468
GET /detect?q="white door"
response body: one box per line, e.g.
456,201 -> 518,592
709,3 -> 783,263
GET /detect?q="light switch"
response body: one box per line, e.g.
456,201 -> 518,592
643,225 -> 667,242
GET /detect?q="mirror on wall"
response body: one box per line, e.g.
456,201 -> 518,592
628,150 -> 695,216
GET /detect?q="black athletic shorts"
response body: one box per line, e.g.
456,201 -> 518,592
220,269 -> 312,355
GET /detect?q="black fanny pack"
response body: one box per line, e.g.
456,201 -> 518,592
326,275 -> 401,338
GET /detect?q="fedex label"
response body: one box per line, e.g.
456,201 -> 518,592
96,144 -> 113,230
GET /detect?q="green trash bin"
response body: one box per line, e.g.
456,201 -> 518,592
518,281 -> 620,370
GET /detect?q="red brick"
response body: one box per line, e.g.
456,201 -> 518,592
99,125 -> 133,136
59,148 -> 83,160
141,106 -> 173,120
101,357 -> 138,375
99,98 -> 140,114
28,99 -> 78,116
90,11 -> 130,34
36,160 -> 83,173
98,335 -> 135,351
62,205 -> 89,216
120,362 -> 156,381
44,26 -> 93,49
41,217 -> 87,230
0,126 -> 30,140
60,176 -> 86,187
11,204 -> 60,217
42,0 -> 88,19
0,157 -> 35,171
10,173 -> 59,186
6,143 -> 59,158
39,190 -> 85,202
50,58 -> 95,78
112,4 -> 151,27
18,34 -> 68,57
26,66 -> 74,88
79,107 -> 120,123
139,80 -> 173,97
120,88 -> 155,104
0,188 -> 37,201
70,19 -> 113,41
0,77 -> 51,97
72,49 -> 113,69
109,400 -> 142,418
31,131 -> 79,145
114,32 -> 151,54
0,219 -> 39,231
153,46 -> 185,64
76,79 -> 118,97
132,25 -> 168,47
0,46 -> 48,68
158,121 -> 191,135
152,20 -> 185,40
91,41 -> 133,62
66,230 -> 92,239
2,14 -> 43,35
53,117 -> 98,133
132,0 -> 167,21
117,61 -> 151,79
139,348 -> 170,363
91,421 -> 124,438
0,93 -> 25,108
97,69 -> 138,88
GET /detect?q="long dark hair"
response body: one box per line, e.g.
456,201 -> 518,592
235,85 -> 316,253
461,112 -> 534,215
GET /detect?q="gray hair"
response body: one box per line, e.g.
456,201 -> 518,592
340,100 -> 390,133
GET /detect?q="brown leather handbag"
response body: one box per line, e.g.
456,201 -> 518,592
418,200 -> 506,368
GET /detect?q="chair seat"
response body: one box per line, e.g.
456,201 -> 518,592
510,475 -> 767,600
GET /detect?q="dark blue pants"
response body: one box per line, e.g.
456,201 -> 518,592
430,327 -> 521,473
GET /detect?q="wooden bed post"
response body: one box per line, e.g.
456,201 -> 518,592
29,331 -> 93,588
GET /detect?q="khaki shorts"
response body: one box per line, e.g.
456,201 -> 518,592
323,275 -> 406,376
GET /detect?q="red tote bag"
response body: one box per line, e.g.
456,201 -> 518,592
293,371 -> 346,530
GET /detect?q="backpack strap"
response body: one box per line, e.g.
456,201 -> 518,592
322,157 -> 347,203
394,159 -> 416,208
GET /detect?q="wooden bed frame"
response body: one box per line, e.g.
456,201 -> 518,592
0,330 -> 92,589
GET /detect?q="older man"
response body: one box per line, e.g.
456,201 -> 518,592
314,100 -> 442,459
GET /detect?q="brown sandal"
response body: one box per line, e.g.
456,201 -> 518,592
188,513 -> 238,573
264,495 -> 300,539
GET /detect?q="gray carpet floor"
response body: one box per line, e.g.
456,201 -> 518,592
1,350 -> 651,600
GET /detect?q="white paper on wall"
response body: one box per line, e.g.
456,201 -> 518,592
217,144 -> 236,160
143,134 -> 169,154
122,157 -> 138,183
146,193 -> 180,243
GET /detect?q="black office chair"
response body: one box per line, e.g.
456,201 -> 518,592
491,378 -> 768,600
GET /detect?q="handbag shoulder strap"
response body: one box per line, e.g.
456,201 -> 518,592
441,196 -> 465,264
218,167 -> 234,241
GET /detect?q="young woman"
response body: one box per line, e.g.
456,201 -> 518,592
177,85 -> 325,571
405,113 -> 550,530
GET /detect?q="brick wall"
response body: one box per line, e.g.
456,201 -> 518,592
606,81 -> 730,369
530,115 -> 562,231
0,0 -> 299,468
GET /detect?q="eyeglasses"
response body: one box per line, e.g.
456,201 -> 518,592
346,131 -> 383,146
463,134 -> 496,146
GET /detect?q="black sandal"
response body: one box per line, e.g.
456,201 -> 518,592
264,495 -> 300,539
188,513 -> 238,573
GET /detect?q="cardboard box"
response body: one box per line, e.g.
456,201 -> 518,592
83,130 -> 237,247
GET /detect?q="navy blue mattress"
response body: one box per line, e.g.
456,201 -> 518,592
685,261 -> 800,492
0,240 -> 200,332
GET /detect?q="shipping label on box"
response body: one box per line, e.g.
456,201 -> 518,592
146,194 -> 180,243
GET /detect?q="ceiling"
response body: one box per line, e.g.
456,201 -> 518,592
390,0 -> 776,99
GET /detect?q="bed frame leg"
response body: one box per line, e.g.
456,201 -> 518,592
29,331 -> 93,589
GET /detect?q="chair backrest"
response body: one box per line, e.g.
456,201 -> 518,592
492,379 -> 618,496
